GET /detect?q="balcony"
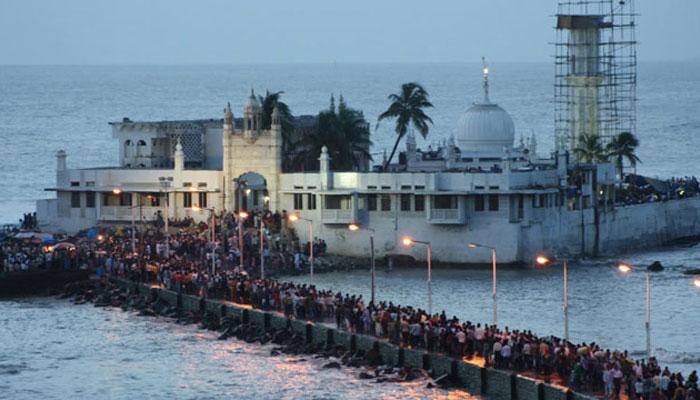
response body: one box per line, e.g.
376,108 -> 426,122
320,209 -> 354,224
99,206 -> 161,222
427,208 -> 465,225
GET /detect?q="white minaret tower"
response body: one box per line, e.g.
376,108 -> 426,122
243,89 -> 261,141
222,102 -> 235,210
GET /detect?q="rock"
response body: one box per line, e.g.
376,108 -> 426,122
364,348 -> 382,367
683,268 -> 700,275
359,372 -> 374,380
139,308 -> 156,317
647,261 -> 664,271
270,350 -> 281,357
322,361 -> 341,369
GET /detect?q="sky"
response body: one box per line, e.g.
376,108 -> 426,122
1,0 -> 699,65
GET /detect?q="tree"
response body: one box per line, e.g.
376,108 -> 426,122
377,82 -> 433,169
573,133 -> 607,164
293,95 -> 372,171
606,131 -> 640,181
258,90 -> 295,168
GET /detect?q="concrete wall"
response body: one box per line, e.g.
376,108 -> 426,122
113,280 -> 596,400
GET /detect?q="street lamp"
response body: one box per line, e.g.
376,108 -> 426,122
158,176 -> 172,257
348,223 -> 376,305
616,262 -> 652,360
535,254 -> 570,341
238,210 -> 249,269
289,213 -> 315,278
468,242 -> 498,327
402,236 -> 432,315
694,278 -> 700,288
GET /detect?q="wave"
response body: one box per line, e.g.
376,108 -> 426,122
643,348 -> 700,364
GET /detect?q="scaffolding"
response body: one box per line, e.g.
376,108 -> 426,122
554,0 -> 637,156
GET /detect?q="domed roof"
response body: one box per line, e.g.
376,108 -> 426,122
245,89 -> 260,111
456,101 -> 515,153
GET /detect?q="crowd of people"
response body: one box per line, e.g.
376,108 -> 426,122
2,213 -> 698,400
618,175 -> 700,206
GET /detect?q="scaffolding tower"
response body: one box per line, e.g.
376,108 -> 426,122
554,0 -> 637,158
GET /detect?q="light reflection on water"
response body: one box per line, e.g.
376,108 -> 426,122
289,243 -> 700,374
0,298 -> 476,400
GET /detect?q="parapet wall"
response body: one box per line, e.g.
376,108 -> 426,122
115,279 -> 596,400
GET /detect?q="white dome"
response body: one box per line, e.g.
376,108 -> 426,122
245,90 -> 260,111
456,101 -> 515,153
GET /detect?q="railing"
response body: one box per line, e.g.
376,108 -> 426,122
99,206 -> 161,222
320,209 -> 353,224
428,208 -> 464,224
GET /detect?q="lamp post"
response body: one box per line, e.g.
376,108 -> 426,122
289,213 -> 314,278
259,216 -> 266,279
112,188 -> 138,253
158,176 -> 172,257
401,236 -> 432,314
238,210 -> 249,269
468,242 -> 498,326
616,262 -> 652,360
535,254 -> 570,341
348,223 -> 376,305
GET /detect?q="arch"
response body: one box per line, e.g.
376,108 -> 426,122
137,140 -> 147,146
235,171 -> 268,212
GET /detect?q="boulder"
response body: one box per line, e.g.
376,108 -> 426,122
323,361 -> 341,369
647,261 -> 664,272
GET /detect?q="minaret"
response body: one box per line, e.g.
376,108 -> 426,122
174,138 -> 184,171
270,103 -> 283,171
56,149 -> 67,172
243,89 -> 261,140
319,145 -> 332,190
222,102 -> 235,210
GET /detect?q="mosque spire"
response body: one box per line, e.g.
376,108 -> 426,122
482,56 -> 490,103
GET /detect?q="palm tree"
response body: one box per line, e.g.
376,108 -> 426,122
573,133 -> 607,164
293,95 -> 372,171
257,90 -> 295,168
377,82 -> 433,169
606,131 -> 640,181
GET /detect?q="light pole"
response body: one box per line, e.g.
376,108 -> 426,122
468,242 -> 498,326
259,216 -> 266,279
348,223 -> 376,305
402,236 -> 432,315
536,254 -> 570,342
238,210 -> 249,269
289,213 -> 315,278
617,262 -> 652,360
158,176 -> 172,257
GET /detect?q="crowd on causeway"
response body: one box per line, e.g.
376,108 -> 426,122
2,212 -> 699,400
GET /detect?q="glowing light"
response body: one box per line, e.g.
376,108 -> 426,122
617,263 -> 633,273
288,214 -> 300,222
245,189 -> 252,195
112,188 -> 122,195
468,243 -> 477,249
348,223 -> 360,231
96,235 -> 104,241
483,67 -> 489,75
536,255 -> 551,266
239,211 -> 249,219
264,196 -> 270,203
402,236 -> 414,247
694,278 -> 700,288
191,206 -> 201,211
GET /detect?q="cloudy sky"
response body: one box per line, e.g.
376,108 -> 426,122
1,0 -> 698,64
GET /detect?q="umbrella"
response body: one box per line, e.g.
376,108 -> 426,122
41,236 -> 57,245
53,242 -> 76,250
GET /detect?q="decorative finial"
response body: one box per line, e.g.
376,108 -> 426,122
482,56 -> 490,103
175,137 -> 183,152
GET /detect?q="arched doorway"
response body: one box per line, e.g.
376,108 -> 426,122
234,172 -> 268,212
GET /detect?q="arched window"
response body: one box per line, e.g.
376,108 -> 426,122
137,140 -> 146,146
124,140 -> 133,160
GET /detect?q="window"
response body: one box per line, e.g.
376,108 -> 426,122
489,186 -> 500,190
401,185 -> 412,190
85,181 -> 95,187
307,194 -> 317,210
198,182 -> 207,188
367,185 -> 377,190
414,195 -> 425,211
488,194 -> 499,211
119,193 -> 132,206
400,194 -> 411,211
475,195 -> 485,212
183,192 -> 192,208
183,182 -> 192,188
71,192 -> 81,208
518,195 -> 524,219
137,140 -> 146,146
381,185 -> 391,190
415,185 -> 425,190
70,181 -> 80,187
198,192 -> 207,208
86,192 -> 95,208
367,194 -> 377,211
380,195 -> 391,211
434,195 -> 457,209
293,194 -> 303,210
325,195 -> 351,209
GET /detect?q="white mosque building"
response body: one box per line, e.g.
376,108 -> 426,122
36,71 -> 700,265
